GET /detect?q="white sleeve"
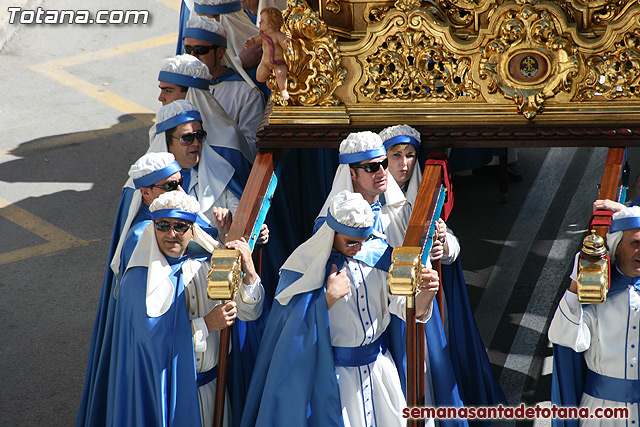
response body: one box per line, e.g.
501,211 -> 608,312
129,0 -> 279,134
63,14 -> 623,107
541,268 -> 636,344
547,290 -> 592,352
235,275 -> 264,321
441,227 -> 460,265
191,317 -> 210,353
235,87 -> 264,155
388,294 -> 432,324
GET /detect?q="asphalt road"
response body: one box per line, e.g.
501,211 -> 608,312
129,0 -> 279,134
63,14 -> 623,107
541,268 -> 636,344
1,1 -> 639,426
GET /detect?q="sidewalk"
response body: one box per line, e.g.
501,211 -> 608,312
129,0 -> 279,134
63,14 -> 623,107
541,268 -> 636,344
0,0 -> 44,52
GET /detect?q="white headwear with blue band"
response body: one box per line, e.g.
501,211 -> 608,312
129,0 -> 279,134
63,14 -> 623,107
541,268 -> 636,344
379,124 -> 423,207
110,153 -> 184,278
379,124 -> 421,151
194,0 -> 242,15
185,15 -> 228,47
607,206 -> 640,263
127,191 -> 220,317
315,131 -> 410,247
277,191 -> 375,305
185,14 -> 257,89
325,190 -> 375,238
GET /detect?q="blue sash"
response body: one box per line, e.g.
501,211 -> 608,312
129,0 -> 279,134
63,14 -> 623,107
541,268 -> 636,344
196,365 -> 219,387
584,369 -> 640,403
333,336 -> 385,367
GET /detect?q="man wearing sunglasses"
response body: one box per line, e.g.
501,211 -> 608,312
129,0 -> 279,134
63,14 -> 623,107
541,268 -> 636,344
148,101 -> 240,222
108,191 -> 263,427
314,131 -> 411,248
184,14 -> 264,154
77,152 -> 227,427
242,190 -> 439,427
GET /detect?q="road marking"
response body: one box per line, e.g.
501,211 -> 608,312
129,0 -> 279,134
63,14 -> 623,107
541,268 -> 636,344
27,32 -> 177,115
154,0 -> 182,12
48,69 -> 154,114
32,33 -> 177,71
0,198 -> 89,265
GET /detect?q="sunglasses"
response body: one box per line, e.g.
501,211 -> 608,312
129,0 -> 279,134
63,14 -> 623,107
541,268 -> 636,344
344,235 -> 370,247
350,158 -> 388,173
184,45 -> 218,56
148,178 -> 183,192
171,130 -> 207,146
154,220 -> 192,234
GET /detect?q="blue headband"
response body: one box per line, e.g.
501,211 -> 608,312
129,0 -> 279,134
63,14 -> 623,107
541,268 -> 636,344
339,146 -> 387,165
383,135 -> 420,151
610,216 -> 640,233
133,161 -> 182,189
326,210 -> 374,238
194,1 -> 242,15
158,71 -> 210,90
151,209 -> 198,223
155,110 -> 202,135
183,27 -> 227,48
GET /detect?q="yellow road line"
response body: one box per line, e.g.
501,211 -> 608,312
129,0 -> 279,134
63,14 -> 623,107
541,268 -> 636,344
154,0 -> 183,12
34,33 -> 178,70
30,68 -> 155,115
0,198 -> 89,265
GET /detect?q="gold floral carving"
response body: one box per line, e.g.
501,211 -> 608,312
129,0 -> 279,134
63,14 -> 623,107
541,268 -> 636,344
395,0 -> 422,12
478,4 -> 579,119
326,0 -> 341,14
357,12 -> 480,102
576,30 -> 640,101
269,0 -> 346,106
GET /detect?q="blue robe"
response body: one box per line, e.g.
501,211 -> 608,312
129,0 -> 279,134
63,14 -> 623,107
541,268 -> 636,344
106,254 -> 204,427
76,187 -> 135,427
241,240 -> 401,427
441,259 -> 507,408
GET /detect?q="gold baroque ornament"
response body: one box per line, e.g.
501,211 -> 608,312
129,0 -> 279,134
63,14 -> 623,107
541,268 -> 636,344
326,0 -> 341,14
268,0 -> 346,106
395,0 -> 421,12
358,12 -> 480,102
478,4 -> 579,119
575,30 -> 640,101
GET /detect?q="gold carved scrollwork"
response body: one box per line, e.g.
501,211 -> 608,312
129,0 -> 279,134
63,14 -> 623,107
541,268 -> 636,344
326,0 -> 341,14
358,13 -> 480,102
428,0 -> 491,31
368,6 -> 390,23
576,30 -> 640,101
395,0 -> 422,12
563,0 -> 634,29
479,4 -> 579,119
268,0 -> 346,106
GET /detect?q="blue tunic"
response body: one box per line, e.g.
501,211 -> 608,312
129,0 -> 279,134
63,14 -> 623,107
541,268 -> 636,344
106,255 -> 204,426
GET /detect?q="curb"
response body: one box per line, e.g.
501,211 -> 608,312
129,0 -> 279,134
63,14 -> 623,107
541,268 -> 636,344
0,0 -> 45,53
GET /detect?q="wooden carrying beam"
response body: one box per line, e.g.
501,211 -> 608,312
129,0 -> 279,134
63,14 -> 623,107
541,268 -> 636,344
213,150 -> 277,427
400,163 -> 444,425
593,148 -> 627,238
